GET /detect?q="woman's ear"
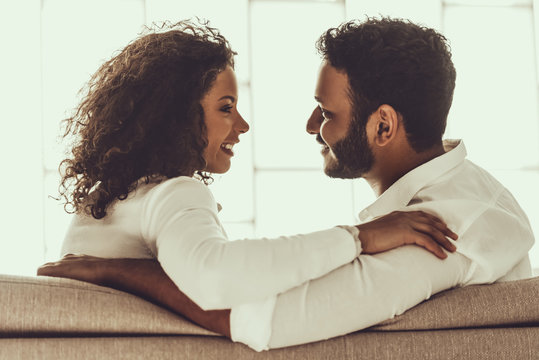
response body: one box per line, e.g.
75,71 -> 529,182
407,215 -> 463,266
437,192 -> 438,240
372,104 -> 399,147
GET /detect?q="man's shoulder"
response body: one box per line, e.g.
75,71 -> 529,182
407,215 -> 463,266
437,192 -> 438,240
419,159 -> 509,205
411,160 -> 534,283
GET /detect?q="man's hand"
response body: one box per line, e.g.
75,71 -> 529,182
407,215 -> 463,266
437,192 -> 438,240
38,254 -> 108,285
356,210 -> 458,259
37,255 -> 231,338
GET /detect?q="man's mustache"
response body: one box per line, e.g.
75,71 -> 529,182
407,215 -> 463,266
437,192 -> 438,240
316,134 -> 327,146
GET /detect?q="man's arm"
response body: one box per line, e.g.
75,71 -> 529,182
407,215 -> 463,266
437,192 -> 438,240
38,210 -> 457,346
38,256 -> 231,337
38,245 -> 466,349
267,246 -> 471,348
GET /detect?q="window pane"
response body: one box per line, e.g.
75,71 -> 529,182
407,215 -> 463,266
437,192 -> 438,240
44,172 -> 72,261
345,0 -> 442,29
352,179 -> 377,217
445,0 -> 531,5
251,1 -> 344,168
0,0 -> 43,276
255,170 -> 355,237
209,86 -> 254,222
221,222 -> 255,241
42,0 -> 145,171
444,6 -> 539,169
536,0 -> 539,83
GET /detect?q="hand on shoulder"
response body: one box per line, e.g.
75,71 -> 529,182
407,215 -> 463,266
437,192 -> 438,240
356,210 -> 458,259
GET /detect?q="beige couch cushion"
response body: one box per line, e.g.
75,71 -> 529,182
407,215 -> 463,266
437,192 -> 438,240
0,274 -> 215,337
373,275 -> 539,330
1,274 -> 538,337
2,327 -> 538,360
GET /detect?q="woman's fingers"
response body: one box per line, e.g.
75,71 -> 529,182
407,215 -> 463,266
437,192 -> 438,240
412,222 -> 457,253
421,213 -> 459,240
398,211 -> 458,259
412,233 -> 448,259
353,210 -> 458,257
405,211 -> 458,246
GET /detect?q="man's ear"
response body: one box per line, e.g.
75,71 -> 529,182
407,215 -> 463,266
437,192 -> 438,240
372,104 -> 399,147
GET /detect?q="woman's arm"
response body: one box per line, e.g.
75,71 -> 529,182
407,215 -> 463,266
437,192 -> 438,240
144,179 -> 359,310
144,179 -> 457,311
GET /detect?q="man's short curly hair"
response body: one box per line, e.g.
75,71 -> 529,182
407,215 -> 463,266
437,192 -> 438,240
317,17 -> 456,152
60,20 -> 236,219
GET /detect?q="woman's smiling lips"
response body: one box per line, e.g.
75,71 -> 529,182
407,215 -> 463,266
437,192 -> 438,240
220,142 -> 236,156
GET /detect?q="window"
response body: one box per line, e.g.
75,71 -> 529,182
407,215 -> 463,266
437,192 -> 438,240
1,0 -> 537,275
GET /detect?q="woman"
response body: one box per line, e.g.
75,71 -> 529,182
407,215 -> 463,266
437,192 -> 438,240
40,20 -> 457,349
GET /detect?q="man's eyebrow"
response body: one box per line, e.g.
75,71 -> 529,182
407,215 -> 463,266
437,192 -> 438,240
218,95 -> 236,102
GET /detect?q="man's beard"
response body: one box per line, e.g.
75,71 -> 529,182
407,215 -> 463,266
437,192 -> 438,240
323,112 -> 375,179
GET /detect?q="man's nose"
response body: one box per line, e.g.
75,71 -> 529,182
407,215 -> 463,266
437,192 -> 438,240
306,107 -> 323,135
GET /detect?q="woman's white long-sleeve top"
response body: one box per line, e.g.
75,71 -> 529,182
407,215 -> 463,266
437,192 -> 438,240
61,176 -> 359,346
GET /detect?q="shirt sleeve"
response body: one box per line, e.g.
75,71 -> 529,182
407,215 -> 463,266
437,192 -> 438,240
403,193 -> 534,285
141,177 -> 358,311
263,245 -> 471,349
449,195 -> 535,284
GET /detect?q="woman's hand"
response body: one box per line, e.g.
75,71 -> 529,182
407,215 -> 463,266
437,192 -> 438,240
356,210 -> 458,259
37,254 -> 109,286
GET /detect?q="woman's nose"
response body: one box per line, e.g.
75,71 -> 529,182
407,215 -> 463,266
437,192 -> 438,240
236,112 -> 250,134
306,107 -> 323,134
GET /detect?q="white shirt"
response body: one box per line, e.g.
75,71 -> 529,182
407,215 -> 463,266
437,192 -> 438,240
235,140 -> 534,350
61,176 -> 360,345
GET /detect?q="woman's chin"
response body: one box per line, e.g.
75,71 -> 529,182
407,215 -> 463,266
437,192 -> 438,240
203,163 -> 231,175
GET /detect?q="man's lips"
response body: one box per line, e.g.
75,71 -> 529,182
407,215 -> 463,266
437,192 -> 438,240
316,134 -> 327,146
316,134 -> 330,152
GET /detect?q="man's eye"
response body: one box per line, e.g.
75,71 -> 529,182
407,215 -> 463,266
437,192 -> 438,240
320,108 -> 332,119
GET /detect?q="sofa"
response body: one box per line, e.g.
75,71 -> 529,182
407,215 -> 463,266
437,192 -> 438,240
0,274 -> 538,359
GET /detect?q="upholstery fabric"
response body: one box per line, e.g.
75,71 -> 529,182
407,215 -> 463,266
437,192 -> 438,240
1,275 -> 537,336
0,274 -> 215,337
0,274 -> 538,359
1,328 -> 537,360
372,276 -> 539,330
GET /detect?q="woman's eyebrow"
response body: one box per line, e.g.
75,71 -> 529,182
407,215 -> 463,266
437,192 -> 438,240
218,95 -> 236,102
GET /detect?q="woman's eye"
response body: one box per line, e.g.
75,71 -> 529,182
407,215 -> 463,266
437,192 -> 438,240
221,105 -> 233,113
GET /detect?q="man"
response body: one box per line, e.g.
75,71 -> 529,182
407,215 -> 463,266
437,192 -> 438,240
38,17 -> 534,351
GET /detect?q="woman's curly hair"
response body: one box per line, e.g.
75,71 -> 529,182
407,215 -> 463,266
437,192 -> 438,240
59,19 -> 236,219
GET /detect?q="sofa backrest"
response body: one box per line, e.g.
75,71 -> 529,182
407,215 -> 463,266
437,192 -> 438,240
1,274 -> 538,337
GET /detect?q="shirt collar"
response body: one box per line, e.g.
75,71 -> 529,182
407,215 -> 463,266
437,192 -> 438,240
359,139 -> 467,221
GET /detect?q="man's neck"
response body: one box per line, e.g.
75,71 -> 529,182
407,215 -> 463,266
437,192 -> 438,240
365,143 -> 446,197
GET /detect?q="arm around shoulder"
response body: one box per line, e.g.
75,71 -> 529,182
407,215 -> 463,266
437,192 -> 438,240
142,178 -> 358,310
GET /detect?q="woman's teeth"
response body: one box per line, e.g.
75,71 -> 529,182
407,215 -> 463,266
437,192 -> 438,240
221,143 -> 234,150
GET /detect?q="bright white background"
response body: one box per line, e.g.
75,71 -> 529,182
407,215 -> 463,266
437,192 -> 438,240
0,0 -> 538,275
